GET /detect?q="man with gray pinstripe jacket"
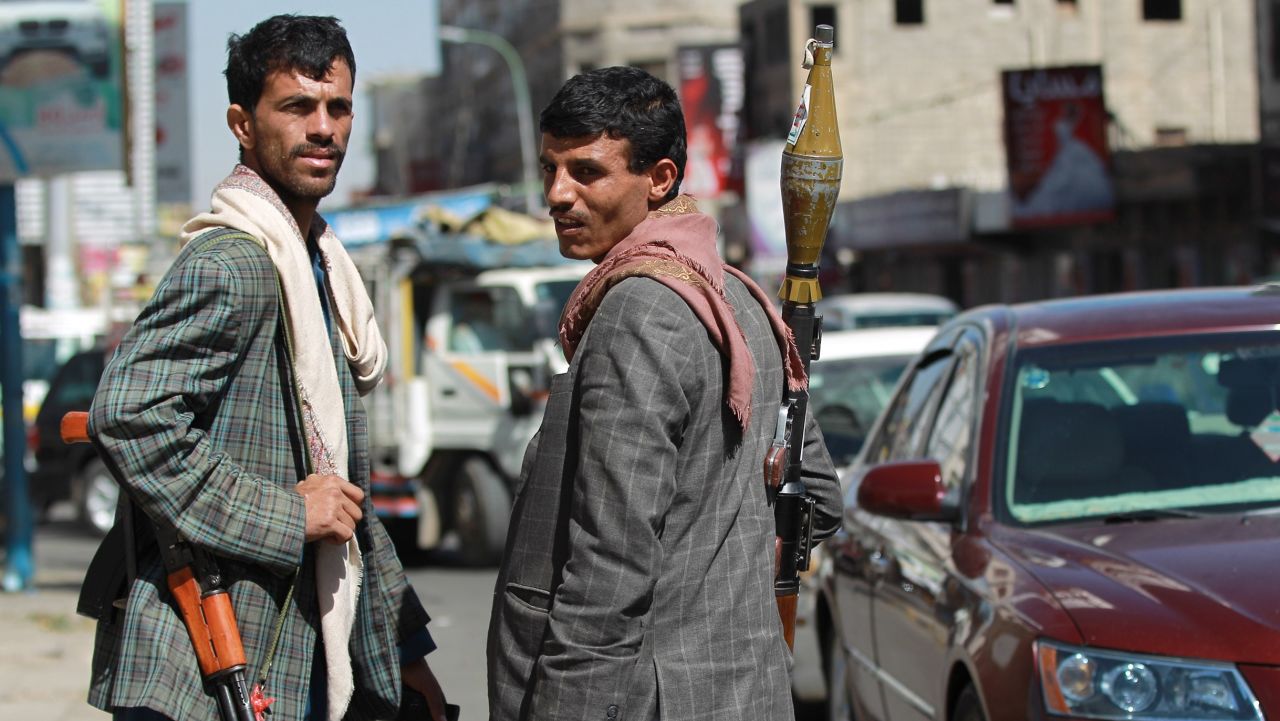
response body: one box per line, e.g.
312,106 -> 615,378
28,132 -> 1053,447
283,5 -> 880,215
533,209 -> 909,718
487,66 -> 842,721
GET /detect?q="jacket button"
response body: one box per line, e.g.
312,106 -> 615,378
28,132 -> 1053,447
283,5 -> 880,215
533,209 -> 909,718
606,704 -> 618,719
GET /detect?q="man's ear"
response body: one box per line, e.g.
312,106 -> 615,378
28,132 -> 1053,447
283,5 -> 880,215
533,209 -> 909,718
647,158 -> 679,203
227,104 -> 254,152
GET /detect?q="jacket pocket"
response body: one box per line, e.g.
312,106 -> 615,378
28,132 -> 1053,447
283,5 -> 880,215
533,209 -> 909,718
493,582 -> 553,692
506,581 -> 552,613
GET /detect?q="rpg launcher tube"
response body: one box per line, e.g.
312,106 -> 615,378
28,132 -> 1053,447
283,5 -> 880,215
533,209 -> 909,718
779,24 -> 843,306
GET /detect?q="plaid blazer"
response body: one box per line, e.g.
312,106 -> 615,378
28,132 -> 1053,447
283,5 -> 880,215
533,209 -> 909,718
487,275 -> 842,721
86,229 -> 430,721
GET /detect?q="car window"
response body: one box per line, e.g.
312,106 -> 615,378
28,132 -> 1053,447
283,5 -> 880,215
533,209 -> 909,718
925,333 -> 981,490
809,353 -> 915,466
865,350 -> 954,465
45,351 -> 103,409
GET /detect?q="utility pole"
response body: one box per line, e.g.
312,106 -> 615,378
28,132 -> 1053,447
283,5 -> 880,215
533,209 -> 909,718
439,25 -> 540,215
0,126 -> 29,592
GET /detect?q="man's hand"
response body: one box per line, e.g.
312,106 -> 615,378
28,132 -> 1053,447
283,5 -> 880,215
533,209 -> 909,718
402,657 -> 447,720
297,473 -> 364,543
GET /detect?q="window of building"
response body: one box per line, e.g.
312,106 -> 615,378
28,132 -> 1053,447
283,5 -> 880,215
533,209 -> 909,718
896,0 -> 924,25
1155,127 -> 1188,147
765,7 -> 789,62
1272,1 -> 1280,78
1143,0 -> 1182,21
634,59 -> 668,83
993,0 -> 1014,5
811,5 -> 837,48
1057,0 -> 1079,16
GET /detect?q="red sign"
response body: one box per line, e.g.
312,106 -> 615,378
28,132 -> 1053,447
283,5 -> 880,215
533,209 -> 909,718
1003,65 -> 1115,228
677,45 -> 744,200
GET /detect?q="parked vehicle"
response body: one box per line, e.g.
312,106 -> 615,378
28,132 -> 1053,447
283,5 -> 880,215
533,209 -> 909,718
812,286 -> 1280,721
21,305 -> 107,422
791,326 -> 934,706
816,293 -> 957,331
29,346 -> 114,534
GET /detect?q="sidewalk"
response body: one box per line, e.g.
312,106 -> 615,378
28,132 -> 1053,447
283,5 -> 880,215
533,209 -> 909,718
0,515 -> 108,720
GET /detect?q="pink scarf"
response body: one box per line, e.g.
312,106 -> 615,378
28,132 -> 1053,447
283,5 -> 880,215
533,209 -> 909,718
559,195 -> 806,429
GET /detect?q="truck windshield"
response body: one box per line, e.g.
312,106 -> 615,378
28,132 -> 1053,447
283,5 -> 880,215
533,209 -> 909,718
448,287 -> 535,352
531,279 -> 582,339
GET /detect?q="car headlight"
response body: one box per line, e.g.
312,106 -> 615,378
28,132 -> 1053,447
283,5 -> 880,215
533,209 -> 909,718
1035,640 -> 1262,720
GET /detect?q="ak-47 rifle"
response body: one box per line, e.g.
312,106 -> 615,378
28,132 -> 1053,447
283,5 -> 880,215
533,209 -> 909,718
766,24 -> 843,650
62,411 -> 272,721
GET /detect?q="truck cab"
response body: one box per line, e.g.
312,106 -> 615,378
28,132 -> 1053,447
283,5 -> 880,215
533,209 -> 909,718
340,200 -> 587,565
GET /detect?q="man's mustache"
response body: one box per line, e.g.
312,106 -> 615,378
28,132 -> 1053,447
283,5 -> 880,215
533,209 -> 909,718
291,143 -> 345,161
550,207 -> 588,224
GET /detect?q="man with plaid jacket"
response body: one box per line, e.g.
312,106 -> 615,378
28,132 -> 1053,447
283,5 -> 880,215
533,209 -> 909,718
85,15 -> 447,721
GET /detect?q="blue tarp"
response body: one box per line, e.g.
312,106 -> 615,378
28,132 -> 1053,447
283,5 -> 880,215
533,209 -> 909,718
325,188 -> 570,270
324,187 -> 498,248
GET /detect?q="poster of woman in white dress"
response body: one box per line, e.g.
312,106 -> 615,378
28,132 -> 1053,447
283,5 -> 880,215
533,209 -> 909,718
1004,65 -> 1115,228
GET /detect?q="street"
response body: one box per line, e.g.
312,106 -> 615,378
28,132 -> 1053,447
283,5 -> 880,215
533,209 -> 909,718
401,554 -> 497,718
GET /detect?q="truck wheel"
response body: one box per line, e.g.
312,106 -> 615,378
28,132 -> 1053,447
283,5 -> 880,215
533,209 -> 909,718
454,457 -> 510,566
74,457 -> 117,536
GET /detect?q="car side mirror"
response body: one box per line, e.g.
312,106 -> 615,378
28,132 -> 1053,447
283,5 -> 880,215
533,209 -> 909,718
856,460 -> 959,522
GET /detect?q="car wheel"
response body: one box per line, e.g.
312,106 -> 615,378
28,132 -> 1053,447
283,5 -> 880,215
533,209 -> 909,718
952,684 -> 987,721
825,630 -> 854,721
75,457 -> 117,536
453,457 -> 510,567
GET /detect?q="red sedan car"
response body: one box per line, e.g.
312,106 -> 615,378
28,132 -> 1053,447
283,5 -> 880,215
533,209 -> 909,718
817,286 -> 1280,721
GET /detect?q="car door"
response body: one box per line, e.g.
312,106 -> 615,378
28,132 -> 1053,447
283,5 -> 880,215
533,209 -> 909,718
830,331 -> 960,721
872,329 -> 982,721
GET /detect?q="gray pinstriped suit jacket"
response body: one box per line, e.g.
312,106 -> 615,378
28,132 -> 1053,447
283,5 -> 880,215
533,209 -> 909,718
487,274 -> 842,721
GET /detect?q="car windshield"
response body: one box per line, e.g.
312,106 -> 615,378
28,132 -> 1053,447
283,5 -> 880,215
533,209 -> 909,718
1003,331 -> 1280,524
809,354 -> 915,465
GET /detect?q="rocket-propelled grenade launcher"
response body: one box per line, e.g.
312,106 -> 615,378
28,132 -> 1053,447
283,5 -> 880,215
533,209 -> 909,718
768,23 -> 842,651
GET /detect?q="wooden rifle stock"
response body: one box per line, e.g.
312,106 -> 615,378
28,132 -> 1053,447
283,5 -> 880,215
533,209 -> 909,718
60,410 -> 89,444
770,24 -> 842,651
61,411 -> 268,721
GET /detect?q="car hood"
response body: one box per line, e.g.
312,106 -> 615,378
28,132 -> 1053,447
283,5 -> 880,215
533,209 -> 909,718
992,513 -> 1280,664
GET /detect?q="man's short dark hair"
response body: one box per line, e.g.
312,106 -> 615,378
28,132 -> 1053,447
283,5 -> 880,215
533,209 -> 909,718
225,14 -> 355,111
541,66 -> 686,202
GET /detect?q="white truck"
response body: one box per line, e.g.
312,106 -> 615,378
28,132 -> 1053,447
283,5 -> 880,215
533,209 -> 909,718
333,195 -> 588,565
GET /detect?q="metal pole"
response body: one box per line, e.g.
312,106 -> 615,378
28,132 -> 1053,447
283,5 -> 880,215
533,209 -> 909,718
439,25 -> 540,214
1,183 -> 32,592
127,0 -> 156,242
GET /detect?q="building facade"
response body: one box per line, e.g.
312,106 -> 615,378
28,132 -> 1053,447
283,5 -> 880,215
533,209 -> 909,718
371,0 -> 743,207
371,0 -> 1273,302
736,0 -> 1270,304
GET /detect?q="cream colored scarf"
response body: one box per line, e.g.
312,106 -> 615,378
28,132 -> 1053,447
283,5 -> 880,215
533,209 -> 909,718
180,164 -> 386,721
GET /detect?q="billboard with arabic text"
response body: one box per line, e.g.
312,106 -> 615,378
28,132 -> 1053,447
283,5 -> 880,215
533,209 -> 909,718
1003,65 -> 1114,229
0,0 -> 124,180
